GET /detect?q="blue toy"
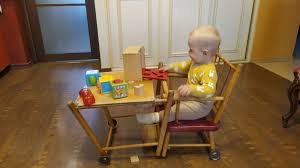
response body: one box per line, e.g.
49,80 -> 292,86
99,75 -> 113,93
85,70 -> 100,86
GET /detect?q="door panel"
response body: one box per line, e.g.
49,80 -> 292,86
120,0 -> 149,54
27,0 -> 99,62
37,6 -> 91,54
161,0 -> 254,63
170,0 -> 201,57
96,0 -> 254,69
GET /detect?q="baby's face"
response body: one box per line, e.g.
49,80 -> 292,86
188,34 -> 218,64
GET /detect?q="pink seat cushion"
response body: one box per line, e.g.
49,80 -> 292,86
167,118 -> 220,132
293,67 -> 300,73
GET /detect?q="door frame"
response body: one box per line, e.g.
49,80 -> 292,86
24,0 -> 100,63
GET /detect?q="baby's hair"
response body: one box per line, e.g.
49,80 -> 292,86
188,25 -> 221,55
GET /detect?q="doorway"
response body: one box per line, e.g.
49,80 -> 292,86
26,0 -> 100,62
293,26 -> 300,58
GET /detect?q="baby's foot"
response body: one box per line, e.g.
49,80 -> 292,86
136,112 -> 160,124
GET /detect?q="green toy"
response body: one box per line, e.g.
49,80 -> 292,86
111,79 -> 128,99
85,70 -> 100,86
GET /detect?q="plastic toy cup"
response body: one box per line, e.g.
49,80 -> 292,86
79,88 -> 95,106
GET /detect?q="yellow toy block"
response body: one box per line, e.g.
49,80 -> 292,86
99,75 -> 113,93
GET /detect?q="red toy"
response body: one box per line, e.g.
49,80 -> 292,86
79,88 -> 95,106
113,79 -> 123,83
142,68 -> 168,81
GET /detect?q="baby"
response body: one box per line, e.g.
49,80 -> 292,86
136,25 -> 221,124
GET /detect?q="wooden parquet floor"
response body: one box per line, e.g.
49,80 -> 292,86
0,62 -> 299,168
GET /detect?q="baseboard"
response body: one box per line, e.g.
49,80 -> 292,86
251,57 -> 291,63
10,61 -> 32,69
100,68 -> 112,72
230,59 -> 251,64
0,65 -> 11,78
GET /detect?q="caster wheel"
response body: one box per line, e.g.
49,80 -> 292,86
282,116 -> 288,128
112,119 -> 118,127
111,119 -> 118,133
209,150 -> 221,161
108,119 -> 118,128
99,156 -> 111,165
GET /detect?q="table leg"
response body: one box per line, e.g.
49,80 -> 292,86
67,101 -> 106,155
102,106 -> 117,129
105,127 -> 113,147
156,62 -> 163,96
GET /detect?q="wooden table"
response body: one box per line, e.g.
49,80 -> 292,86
68,71 -> 171,164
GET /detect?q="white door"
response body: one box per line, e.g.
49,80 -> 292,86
95,0 -> 254,69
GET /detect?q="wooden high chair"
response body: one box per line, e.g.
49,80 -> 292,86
156,54 -> 242,160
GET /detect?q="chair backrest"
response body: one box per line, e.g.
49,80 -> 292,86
212,54 -> 242,123
158,54 -> 242,124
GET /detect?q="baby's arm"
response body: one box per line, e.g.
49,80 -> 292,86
161,59 -> 192,73
189,68 -> 217,98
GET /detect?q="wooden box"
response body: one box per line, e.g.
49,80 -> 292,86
123,46 -> 145,81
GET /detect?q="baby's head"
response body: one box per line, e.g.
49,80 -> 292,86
188,25 -> 221,64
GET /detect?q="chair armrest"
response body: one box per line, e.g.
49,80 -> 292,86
163,72 -> 187,96
168,72 -> 188,78
175,96 -> 224,102
173,92 -> 224,102
155,92 -> 224,104
154,92 -> 224,124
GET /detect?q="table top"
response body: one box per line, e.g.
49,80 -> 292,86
75,71 -> 155,108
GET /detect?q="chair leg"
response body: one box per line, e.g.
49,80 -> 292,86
162,132 -> 171,157
156,91 -> 174,156
209,132 -> 216,150
208,132 -> 220,160
282,82 -> 299,128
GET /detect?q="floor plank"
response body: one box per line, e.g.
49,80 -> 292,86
0,62 -> 299,168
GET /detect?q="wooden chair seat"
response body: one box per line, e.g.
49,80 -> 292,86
167,118 -> 220,132
293,67 -> 300,73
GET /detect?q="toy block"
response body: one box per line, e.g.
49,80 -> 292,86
142,68 -> 168,81
130,155 -> 139,164
134,84 -> 144,96
111,79 -> 128,99
85,70 -> 100,86
123,46 -> 145,81
99,75 -> 113,93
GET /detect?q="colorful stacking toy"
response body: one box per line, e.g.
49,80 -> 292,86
99,75 -> 113,93
111,79 -> 128,99
85,70 -> 100,86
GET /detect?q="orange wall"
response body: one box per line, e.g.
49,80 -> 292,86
0,31 -> 10,70
0,0 -> 30,67
251,0 -> 300,61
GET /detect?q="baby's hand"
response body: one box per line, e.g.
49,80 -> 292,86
178,85 -> 192,97
159,65 -> 172,72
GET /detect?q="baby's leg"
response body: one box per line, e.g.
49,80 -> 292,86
136,101 -> 213,124
136,112 -> 160,124
167,101 -> 213,121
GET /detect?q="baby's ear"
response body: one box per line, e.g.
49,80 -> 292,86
202,49 -> 209,56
